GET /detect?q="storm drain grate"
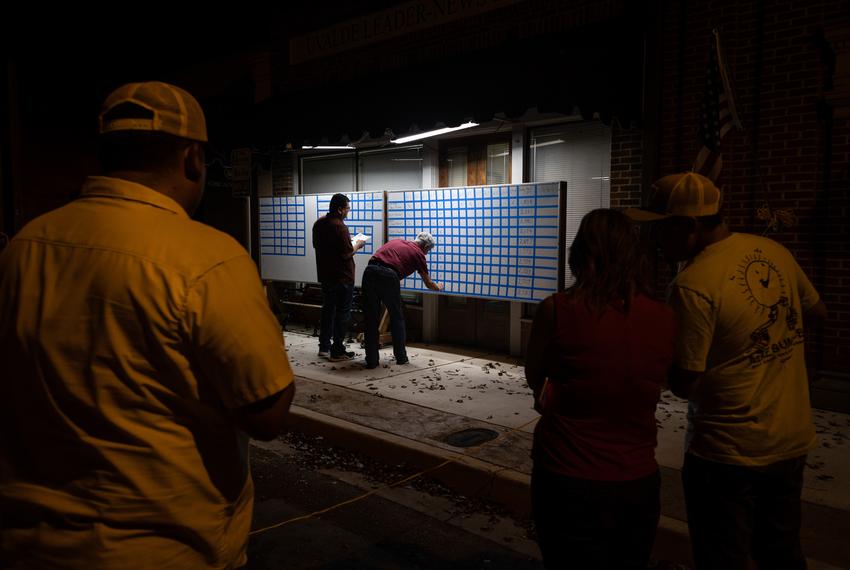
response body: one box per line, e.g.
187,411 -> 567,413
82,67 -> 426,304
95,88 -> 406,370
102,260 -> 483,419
443,428 -> 499,448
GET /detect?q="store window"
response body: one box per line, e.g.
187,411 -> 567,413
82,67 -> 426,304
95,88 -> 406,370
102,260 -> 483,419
300,146 -> 424,195
359,146 -> 423,192
486,141 -> 510,184
446,147 -> 468,187
530,121 -> 611,285
439,135 -> 510,187
301,154 -> 355,195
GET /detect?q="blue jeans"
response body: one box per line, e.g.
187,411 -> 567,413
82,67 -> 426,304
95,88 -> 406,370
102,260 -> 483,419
362,264 -> 406,366
682,453 -> 807,570
319,281 -> 354,356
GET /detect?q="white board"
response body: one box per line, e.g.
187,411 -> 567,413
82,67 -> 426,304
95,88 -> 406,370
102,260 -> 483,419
386,182 -> 563,302
259,191 -> 385,286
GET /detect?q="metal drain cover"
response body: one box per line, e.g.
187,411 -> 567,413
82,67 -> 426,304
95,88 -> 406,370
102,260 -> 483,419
443,428 -> 498,448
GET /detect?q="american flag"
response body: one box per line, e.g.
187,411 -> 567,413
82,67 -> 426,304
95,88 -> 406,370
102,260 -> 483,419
693,30 -> 742,181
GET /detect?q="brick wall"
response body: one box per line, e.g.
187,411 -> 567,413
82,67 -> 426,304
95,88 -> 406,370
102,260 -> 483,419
610,126 -> 644,208
271,148 -> 296,196
821,116 -> 850,375
657,0 -> 850,386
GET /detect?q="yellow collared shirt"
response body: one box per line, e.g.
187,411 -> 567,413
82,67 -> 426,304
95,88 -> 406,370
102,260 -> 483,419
0,177 -> 293,569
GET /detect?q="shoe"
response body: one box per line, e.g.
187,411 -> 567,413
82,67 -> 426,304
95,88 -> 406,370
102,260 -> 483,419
364,361 -> 379,369
329,351 -> 355,362
395,357 -> 409,365
318,350 -> 330,358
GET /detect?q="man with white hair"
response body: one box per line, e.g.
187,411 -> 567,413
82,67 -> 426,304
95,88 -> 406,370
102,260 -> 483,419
362,232 -> 443,369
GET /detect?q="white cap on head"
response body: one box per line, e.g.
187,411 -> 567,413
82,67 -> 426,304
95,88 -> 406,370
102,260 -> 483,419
415,232 -> 436,251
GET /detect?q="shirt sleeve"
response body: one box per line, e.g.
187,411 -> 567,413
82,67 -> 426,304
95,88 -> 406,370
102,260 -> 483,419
418,251 -> 429,276
312,221 -> 320,250
668,284 -> 716,373
183,254 -> 294,408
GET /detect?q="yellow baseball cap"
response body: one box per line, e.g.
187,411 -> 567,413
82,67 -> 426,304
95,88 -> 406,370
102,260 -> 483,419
624,172 -> 722,222
99,81 -> 208,143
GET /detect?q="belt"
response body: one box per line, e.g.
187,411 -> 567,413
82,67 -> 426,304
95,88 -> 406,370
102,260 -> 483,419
368,259 -> 400,278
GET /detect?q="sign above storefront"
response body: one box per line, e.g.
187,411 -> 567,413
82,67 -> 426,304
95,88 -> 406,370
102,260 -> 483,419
290,0 -> 518,64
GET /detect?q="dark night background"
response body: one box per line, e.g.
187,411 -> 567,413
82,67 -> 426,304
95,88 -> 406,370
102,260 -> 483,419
3,0 -> 850,405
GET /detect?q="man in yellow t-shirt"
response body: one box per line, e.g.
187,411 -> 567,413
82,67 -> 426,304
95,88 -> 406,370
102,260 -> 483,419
627,172 -> 827,570
0,82 -> 295,569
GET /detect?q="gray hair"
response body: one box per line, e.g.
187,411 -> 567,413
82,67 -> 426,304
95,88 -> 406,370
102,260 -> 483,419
414,232 -> 436,251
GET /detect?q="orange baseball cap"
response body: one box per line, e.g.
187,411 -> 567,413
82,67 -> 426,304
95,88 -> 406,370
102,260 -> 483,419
624,172 -> 722,221
99,81 -> 207,143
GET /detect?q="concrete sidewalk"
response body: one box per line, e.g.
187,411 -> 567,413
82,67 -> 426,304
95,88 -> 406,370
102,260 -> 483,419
274,330 -> 850,568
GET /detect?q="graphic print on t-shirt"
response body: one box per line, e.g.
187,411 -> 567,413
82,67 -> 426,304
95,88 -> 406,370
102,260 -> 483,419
735,248 -> 803,367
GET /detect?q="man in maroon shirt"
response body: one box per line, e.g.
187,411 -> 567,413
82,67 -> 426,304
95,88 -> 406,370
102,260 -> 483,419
362,232 -> 442,369
312,194 -> 364,361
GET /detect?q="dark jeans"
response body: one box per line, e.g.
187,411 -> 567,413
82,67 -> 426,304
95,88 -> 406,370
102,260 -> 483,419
362,264 -> 406,366
531,465 -> 661,570
682,452 -> 807,570
319,281 -> 354,356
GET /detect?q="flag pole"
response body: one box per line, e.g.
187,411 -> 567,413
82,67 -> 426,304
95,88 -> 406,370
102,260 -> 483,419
714,29 -> 742,130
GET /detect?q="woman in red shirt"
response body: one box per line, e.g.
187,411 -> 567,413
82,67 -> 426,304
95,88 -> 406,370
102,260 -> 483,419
525,209 -> 675,569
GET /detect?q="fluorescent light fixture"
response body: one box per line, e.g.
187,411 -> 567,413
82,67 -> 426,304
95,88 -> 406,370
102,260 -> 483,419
391,122 -> 479,144
301,145 -> 354,150
530,139 -> 565,149
590,176 -> 611,180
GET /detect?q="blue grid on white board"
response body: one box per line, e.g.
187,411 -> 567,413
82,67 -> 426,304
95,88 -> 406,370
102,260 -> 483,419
316,192 -> 383,222
317,192 -> 383,254
259,196 -> 307,257
347,224 -> 375,255
386,184 -> 559,302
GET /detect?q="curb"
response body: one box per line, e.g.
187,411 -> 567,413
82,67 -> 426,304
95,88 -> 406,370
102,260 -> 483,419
287,405 -> 533,514
285,404 -> 695,566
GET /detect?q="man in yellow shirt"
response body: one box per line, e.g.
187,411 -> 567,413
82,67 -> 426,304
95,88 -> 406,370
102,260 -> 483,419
0,82 -> 295,569
627,172 -> 827,570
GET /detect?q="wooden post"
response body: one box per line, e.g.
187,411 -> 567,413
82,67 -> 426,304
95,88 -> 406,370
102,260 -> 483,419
357,307 -> 393,347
